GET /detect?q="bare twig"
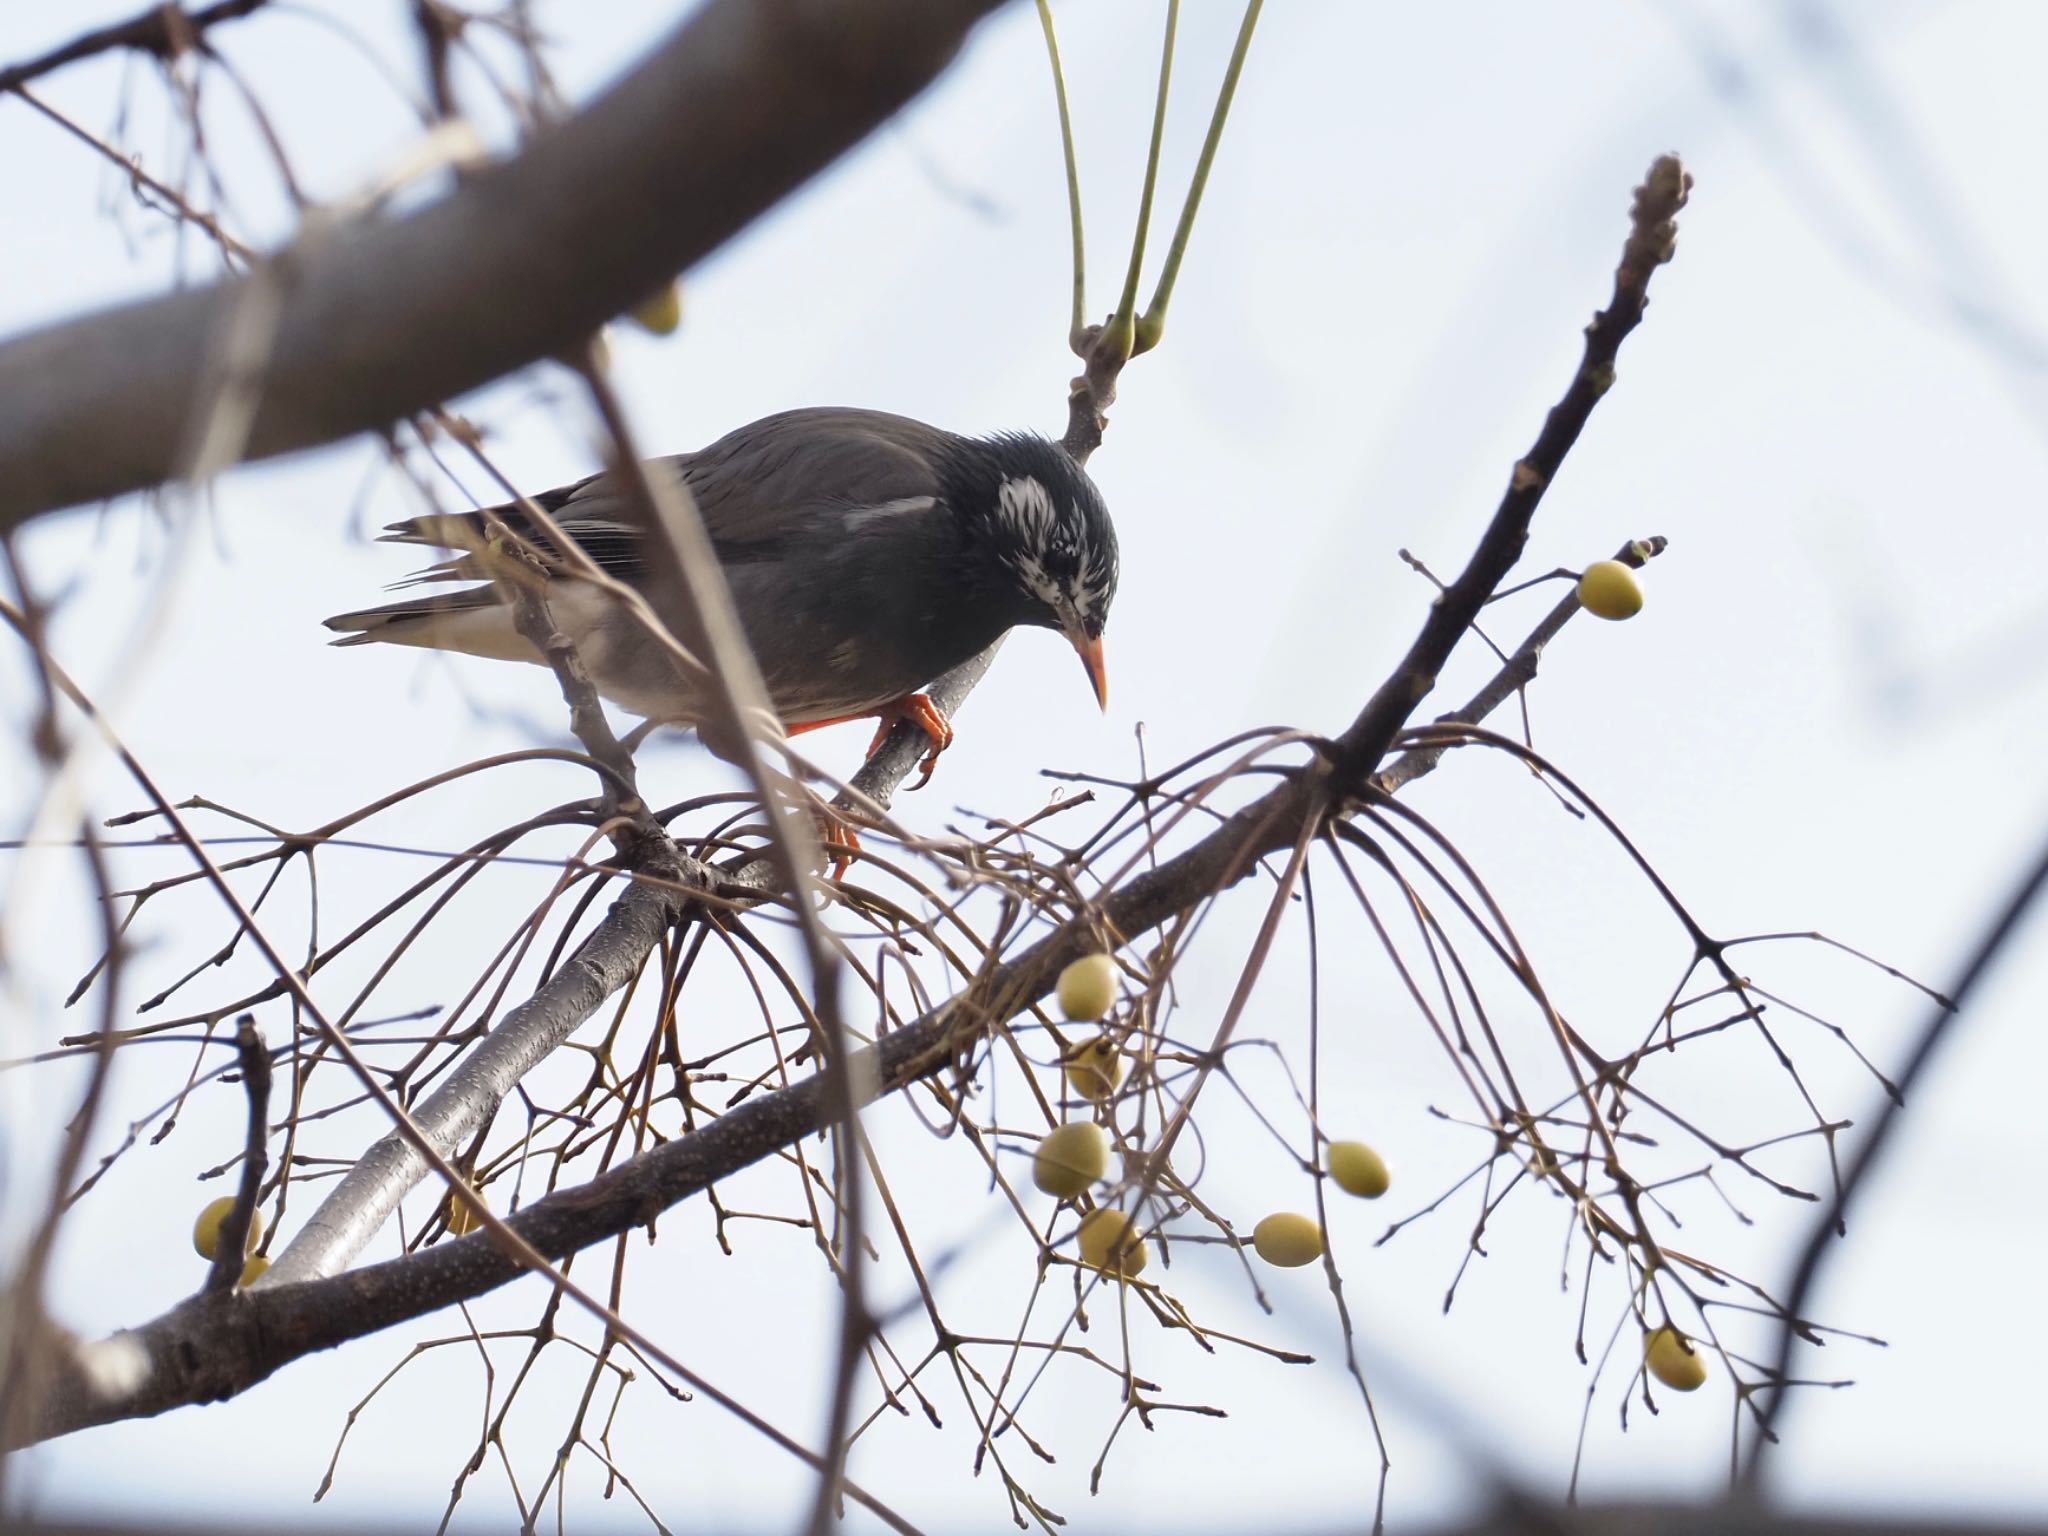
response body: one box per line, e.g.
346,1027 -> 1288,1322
0,0 -> 271,93
202,1018 -> 271,1295
1376,536 -> 1669,795
1742,835 -> 2030,1481
1033,0 -> 1087,349
1134,0 -> 1263,354
1332,156 -> 1690,783
260,859 -> 691,1285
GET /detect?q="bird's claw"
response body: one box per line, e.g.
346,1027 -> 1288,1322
812,803 -> 859,883
816,690 -> 951,877
866,693 -> 953,791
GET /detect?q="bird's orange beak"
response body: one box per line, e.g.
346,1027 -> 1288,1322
1072,632 -> 1109,711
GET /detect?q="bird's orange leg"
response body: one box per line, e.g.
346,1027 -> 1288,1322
812,803 -> 861,884
786,693 -> 955,791
785,694 -> 955,879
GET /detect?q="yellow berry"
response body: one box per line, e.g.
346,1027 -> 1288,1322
1076,1208 -> 1149,1277
1251,1211 -> 1325,1267
1326,1140 -> 1391,1199
1064,1036 -> 1124,1102
1644,1326 -> 1708,1391
627,279 -> 684,335
1577,560 -> 1644,620
1057,953 -> 1118,1021
192,1195 -> 263,1261
239,1254 -> 270,1287
445,1192 -> 485,1237
1033,1122 -> 1109,1198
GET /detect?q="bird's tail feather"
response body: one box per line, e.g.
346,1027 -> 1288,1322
322,585 -> 533,661
378,511 -> 494,549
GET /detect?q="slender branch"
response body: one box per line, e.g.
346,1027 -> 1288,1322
261,861 -> 690,1284
1106,0 -> 1178,362
202,1019 -> 271,1296
0,801 -> 124,1479
1332,155 -> 1690,781
1136,0 -> 1262,352
1033,0 -> 1087,349
1743,835 -> 2036,1480
1375,535 -> 1668,795
1058,0 -> 1263,455
0,0 -> 270,93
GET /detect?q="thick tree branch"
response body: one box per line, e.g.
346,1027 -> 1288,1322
0,0 -> 1003,531
261,852 -> 693,1285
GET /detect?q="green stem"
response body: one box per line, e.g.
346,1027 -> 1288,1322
1137,0 -> 1262,353
1036,0 -> 1088,350
1109,0 -> 1179,362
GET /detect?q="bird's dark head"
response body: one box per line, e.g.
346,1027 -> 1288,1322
950,432 -> 1119,708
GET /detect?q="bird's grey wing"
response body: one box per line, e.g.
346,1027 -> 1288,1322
673,411 -> 976,718
335,409 -> 969,716
677,408 -> 959,559
372,410 -> 958,583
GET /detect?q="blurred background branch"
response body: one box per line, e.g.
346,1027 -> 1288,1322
0,0 -> 1003,529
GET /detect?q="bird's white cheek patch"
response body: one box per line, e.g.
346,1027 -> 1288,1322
1072,550 -> 1105,622
996,477 -> 1057,543
1011,555 -> 1064,611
